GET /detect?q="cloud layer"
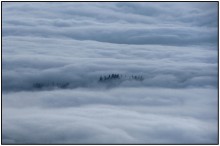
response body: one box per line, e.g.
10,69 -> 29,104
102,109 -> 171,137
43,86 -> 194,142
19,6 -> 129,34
2,36 -> 218,91
3,88 -> 218,144
2,2 -> 218,144
2,2 -> 218,46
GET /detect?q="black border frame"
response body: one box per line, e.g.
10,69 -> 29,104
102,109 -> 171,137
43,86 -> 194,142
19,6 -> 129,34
1,1 -> 219,145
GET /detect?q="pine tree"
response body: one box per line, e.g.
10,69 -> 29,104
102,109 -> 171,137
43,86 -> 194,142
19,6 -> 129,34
99,76 -> 103,81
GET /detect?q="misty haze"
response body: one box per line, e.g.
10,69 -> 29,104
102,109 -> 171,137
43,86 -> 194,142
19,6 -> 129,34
2,2 -> 218,144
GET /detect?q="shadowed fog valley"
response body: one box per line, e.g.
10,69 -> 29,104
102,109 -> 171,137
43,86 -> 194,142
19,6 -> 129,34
2,2 -> 218,144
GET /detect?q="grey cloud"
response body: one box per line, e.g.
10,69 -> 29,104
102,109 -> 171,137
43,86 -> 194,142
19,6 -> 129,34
2,2 -> 218,46
3,88 -> 218,144
2,21 -> 217,46
2,2 -> 218,144
2,36 -> 218,92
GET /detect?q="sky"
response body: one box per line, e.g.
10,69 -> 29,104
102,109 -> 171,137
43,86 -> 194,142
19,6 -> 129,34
2,2 -> 218,144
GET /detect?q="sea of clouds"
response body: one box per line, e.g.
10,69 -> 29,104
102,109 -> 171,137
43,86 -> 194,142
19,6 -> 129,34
2,2 -> 218,144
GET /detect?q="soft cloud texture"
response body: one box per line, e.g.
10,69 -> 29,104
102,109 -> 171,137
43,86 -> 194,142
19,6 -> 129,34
2,2 -> 218,144
3,88 -> 218,144
2,2 -> 218,46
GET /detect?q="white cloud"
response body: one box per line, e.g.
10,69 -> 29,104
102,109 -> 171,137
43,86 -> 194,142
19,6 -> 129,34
2,2 -> 218,45
3,88 -> 218,144
2,2 -> 218,144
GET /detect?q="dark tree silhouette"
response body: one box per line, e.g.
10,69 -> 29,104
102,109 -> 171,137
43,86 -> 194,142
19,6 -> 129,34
98,73 -> 143,82
33,83 -> 43,89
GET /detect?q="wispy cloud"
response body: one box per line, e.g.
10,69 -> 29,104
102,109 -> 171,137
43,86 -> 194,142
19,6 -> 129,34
2,2 -> 218,46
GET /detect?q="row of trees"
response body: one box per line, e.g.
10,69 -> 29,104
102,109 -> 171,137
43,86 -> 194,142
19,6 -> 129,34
131,75 -> 144,81
33,82 -> 70,89
99,74 -> 144,82
32,74 -> 144,90
99,74 -> 121,81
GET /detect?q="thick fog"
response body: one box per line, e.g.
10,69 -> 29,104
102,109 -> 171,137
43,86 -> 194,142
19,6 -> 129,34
2,2 -> 218,144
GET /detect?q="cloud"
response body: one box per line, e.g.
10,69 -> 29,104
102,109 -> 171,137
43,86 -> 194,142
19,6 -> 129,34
2,36 -> 218,91
2,2 -> 218,144
2,2 -> 218,46
2,87 -> 218,144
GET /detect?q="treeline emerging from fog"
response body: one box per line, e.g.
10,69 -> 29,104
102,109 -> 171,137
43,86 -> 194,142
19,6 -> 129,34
31,74 -> 145,90
99,74 -> 144,82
